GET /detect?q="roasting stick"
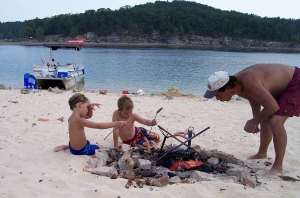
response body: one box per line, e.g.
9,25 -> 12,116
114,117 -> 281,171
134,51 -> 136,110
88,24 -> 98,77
103,127 -> 118,140
149,107 -> 163,133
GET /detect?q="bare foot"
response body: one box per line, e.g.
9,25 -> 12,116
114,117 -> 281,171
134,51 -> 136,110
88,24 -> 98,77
247,153 -> 267,159
53,145 -> 68,152
268,166 -> 282,174
263,168 -> 282,178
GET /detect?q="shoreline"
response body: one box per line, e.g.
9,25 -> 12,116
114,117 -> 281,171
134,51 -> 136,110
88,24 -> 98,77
1,40 -> 300,53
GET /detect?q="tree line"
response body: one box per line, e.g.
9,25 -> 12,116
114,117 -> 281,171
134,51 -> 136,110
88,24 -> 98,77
1,0 -> 300,45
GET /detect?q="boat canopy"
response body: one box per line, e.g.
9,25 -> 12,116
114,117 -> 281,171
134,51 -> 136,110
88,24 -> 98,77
43,44 -> 82,51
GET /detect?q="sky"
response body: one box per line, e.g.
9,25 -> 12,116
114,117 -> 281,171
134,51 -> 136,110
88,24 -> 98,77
0,0 -> 299,23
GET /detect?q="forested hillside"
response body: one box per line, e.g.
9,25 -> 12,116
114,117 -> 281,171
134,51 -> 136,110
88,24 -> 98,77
0,1 -> 300,46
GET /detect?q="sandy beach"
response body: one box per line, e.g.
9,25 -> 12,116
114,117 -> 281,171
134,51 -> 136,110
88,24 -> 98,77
1,89 -> 300,197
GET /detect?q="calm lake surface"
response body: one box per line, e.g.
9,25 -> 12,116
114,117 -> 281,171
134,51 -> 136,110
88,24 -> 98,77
1,45 -> 300,97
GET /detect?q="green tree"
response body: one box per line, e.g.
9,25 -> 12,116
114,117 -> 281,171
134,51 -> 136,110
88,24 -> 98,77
6,31 -> 13,39
290,34 -> 300,47
70,26 -> 78,38
21,25 -> 34,38
35,26 -> 45,40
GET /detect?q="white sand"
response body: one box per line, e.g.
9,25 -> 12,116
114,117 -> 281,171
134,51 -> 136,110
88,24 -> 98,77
1,89 -> 300,197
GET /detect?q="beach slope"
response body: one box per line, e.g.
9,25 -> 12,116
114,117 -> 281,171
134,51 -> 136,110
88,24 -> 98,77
0,90 -> 299,197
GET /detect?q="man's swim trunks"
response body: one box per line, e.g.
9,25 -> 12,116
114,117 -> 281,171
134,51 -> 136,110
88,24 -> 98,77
275,67 -> 300,117
122,127 -> 160,146
68,140 -> 99,155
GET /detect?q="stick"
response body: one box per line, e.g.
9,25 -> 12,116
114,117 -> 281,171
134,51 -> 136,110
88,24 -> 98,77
157,125 -> 202,156
152,126 -> 210,166
103,127 -> 118,140
149,107 -> 163,133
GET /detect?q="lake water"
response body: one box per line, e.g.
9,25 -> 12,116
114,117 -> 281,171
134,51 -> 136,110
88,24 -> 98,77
1,45 -> 300,97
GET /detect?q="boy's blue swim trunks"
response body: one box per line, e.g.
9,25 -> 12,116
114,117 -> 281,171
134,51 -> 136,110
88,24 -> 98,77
68,140 -> 99,155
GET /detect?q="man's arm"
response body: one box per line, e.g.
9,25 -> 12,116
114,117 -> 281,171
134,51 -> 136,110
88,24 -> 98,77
242,79 -> 279,133
247,99 -> 262,133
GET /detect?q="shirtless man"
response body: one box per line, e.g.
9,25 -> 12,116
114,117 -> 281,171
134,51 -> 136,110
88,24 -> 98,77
204,64 -> 300,175
112,95 -> 159,147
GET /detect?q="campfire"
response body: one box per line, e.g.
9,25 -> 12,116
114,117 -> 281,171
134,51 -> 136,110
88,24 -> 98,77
84,125 -> 257,188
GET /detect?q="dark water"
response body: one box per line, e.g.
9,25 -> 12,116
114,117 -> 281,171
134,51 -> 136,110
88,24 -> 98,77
1,45 -> 300,96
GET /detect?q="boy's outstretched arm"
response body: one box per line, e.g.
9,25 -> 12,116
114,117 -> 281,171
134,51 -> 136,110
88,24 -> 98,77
134,114 -> 157,126
79,118 -> 126,129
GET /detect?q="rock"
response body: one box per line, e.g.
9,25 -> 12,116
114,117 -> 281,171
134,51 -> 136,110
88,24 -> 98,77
95,148 -> 111,166
169,176 -> 182,184
212,150 -> 232,160
134,159 -> 151,170
243,176 -> 256,188
87,158 -> 99,168
20,89 -> 30,94
182,178 -> 197,184
149,175 -> 169,187
190,170 -> 213,182
226,167 -> 248,182
99,90 -> 107,95
118,152 -> 134,170
84,166 -> 118,179
48,86 -> 63,93
207,157 -> 219,165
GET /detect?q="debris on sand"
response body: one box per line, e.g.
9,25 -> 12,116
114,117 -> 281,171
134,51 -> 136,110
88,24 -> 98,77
48,87 -> 63,94
278,175 -> 300,182
0,84 -> 7,89
160,87 -> 196,100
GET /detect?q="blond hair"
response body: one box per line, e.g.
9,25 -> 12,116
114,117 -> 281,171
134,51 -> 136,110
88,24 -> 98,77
117,95 -> 134,110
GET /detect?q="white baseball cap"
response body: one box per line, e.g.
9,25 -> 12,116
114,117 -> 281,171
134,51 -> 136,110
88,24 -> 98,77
203,71 -> 229,98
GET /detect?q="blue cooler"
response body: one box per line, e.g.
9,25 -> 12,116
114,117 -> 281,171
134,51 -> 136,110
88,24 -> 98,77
24,73 -> 37,89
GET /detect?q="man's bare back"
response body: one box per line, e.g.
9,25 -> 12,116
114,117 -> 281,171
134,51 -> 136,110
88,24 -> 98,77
236,64 -> 295,100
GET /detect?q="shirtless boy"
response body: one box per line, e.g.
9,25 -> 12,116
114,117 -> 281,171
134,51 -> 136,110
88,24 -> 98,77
112,95 -> 160,147
204,64 -> 300,175
54,93 -> 127,155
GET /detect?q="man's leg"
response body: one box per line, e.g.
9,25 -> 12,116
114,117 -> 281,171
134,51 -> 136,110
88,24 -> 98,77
248,119 -> 273,159
268,115 -> 289,174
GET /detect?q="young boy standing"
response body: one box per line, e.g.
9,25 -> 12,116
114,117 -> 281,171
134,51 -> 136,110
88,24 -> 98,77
112,95 -> 160,147
54,93 -> 127,155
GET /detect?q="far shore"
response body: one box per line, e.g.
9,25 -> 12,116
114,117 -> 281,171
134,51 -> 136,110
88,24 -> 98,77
1,40 -> 300,53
